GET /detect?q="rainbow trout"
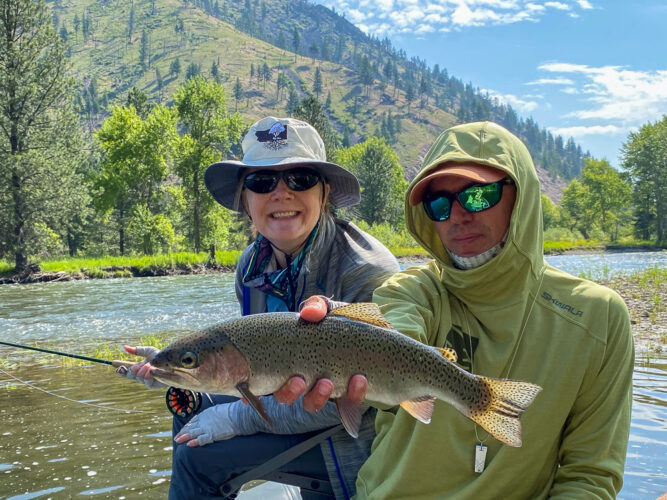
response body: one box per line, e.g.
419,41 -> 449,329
150,303 -> 541,447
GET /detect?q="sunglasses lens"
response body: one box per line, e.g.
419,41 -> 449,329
283,168 -> 321,191
458,183 -> 502,213
244,168 -> 321,194
424,194 -> 452,221
244,172 -> 279,193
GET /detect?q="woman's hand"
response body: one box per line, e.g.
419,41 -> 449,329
174,403 -> 238,447
115,345 -> 166,389
272,295 -> 368,411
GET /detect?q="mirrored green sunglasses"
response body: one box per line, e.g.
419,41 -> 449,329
422,178 -> 515,221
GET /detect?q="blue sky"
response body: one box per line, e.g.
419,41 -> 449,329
314,0 -> 667,168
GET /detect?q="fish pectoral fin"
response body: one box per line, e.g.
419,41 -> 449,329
400,396 -> 436,424
334,397 -> 362,439
236,382 -> 273,430
435,347 -> 458,363
329,303 -> 394,329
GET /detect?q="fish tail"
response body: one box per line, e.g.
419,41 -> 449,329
468,377 -> 542,447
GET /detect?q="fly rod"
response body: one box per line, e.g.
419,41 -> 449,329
0,340 -> 201,416
0,340 -> 124,366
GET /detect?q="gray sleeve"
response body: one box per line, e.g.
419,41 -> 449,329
230,396 -> 343,435
339,260 -> 399,304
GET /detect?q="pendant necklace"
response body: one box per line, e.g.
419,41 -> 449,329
463,271 -> 544,474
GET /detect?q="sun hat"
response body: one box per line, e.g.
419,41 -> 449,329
205,116 -> 360,211
408,163 -> 507,206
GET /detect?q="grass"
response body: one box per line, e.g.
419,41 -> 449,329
0,251 -> 243,278
1,240 -> 662,278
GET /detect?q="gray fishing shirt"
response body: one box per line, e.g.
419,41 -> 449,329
230,218 -> 400,499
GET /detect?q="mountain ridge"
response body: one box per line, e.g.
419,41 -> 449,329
56,0 -> 569,201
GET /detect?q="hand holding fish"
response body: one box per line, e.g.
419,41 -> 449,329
115,345 -> 167,389
148,299 -> 542,446
273,295 -> 368,412
174,403 -> 238,447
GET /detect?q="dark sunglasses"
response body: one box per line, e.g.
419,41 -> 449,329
422,178 -> 515,221
243,167 -> 323,194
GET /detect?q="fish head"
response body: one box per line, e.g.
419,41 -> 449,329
150,326 -> 250,395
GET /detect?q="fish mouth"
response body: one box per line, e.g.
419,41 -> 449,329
151,367 -> 203,389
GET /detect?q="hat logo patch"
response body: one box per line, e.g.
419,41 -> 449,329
256,123 -> 288,150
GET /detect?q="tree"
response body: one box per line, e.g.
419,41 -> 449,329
313,67 -> 323,98
293,95 -> 337,157
405,83 -> 416,113
170,57 -> 181,76
233,77 -> 243,111
622,117 -> 667,243
560,159 -> 632,241
261,62 -> 271,89
185,62 -> 200,80
560,178 -> 593,239
126,86 -> 150,119
0,0 -> 87,270
173,76 -> 243,252
541,194 -> 561,231
308,41 -> 318,61
334,137 -> 407,225
579,158 -> 632,241
292,28 -> 300,63
94,105 -> 178,255
276,72 -> 289,101
286,82 -> 299,115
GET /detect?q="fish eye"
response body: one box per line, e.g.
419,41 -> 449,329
179,351 -> 199,368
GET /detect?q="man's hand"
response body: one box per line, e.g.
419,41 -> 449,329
174,404 -> 238,447
272,295 -> 369,412
115,345 -> 166,389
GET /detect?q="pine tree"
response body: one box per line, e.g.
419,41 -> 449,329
0,0 -> 87,270
292,28 -> 300,63
170,57 -> 181,76
313,67 -> 323,98
233,77 -> 243,111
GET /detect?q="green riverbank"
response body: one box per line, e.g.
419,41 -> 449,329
0,241 -> 663,284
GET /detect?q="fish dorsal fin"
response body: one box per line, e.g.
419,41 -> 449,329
400,396 -> 436,424
436,347 -> 458,363
329,303 -> 394,329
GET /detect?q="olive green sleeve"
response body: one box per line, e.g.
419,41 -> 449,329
372,264 -> 447,346
549,293 -> 634,499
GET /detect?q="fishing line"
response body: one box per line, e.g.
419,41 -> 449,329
0,366 -> 160,414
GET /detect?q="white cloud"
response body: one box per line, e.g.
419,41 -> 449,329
545,2 -> 570,11
548,124 -> 625,138
314,0 -> 593,35
482,88 -> 539,112
347,9 -> 368,23
526,77 -> 575,85
539,63 -> 667,126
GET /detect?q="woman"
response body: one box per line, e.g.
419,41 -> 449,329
120,117 -> 399,499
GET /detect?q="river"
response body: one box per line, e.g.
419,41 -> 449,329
0,251 -> 665,499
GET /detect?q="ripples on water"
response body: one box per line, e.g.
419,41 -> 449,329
0,252 -> 665,498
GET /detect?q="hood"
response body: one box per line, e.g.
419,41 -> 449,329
405,121 -> 545,307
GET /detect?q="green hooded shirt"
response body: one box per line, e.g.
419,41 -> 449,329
355,122 -> 633,499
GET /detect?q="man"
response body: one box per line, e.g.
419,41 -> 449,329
304,121 -> 633,499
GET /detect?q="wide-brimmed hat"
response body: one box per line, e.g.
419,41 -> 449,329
205,117 -> 360,211
408,163 -> 507,205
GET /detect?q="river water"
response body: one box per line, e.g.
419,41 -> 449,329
0,251 -> 665,499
